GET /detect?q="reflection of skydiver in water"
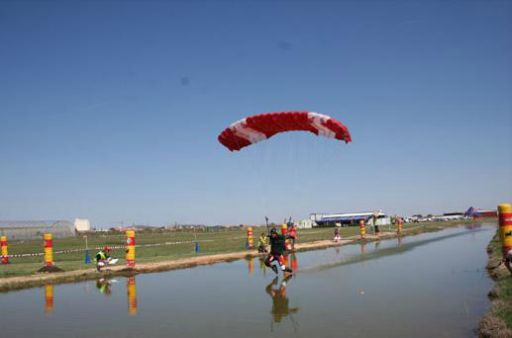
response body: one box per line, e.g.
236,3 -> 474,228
96,278 -> 112,296
265,275 -> 298,323
289,253 -> 298,274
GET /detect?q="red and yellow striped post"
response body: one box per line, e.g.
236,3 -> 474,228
1,236 -> 8,264
281,223 -> 288,236
281,224 -> 292,250
44,284 -> 54,314
498,203 -> 512,259
247,227 -> 254,249
126,230 -> 135,268
44,233 -> 54,267
359,220 -> 366,240
127,276 -> 138,316
247,256 -> 254,275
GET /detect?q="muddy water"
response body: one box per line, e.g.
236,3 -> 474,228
0,225 -> 494,337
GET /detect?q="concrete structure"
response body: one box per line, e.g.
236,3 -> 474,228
74,218 -> 91,232
432,213 -> 465,221
297,219 -> 314,229
0,220 -> 75,240
310,211 -> 390,227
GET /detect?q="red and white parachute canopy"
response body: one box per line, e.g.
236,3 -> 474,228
218,111 -> 352,151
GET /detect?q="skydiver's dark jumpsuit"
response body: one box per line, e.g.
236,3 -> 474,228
264,233 -> 290,272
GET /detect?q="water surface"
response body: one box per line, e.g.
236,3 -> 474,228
0,225 -> 494,337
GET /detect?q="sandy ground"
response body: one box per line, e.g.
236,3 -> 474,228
0,232 -> 394,292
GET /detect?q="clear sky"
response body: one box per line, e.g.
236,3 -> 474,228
1,0 -> 511,227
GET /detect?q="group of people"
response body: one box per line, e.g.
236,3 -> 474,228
257,224 -> 298,275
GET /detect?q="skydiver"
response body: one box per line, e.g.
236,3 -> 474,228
96,246 -> 113,272
265,227 -> 293,274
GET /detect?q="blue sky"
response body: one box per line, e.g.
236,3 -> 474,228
1,1 -> 511,226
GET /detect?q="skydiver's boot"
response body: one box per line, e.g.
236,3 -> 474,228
281,264 -> 293,273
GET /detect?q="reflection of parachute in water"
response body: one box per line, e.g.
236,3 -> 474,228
218,111 -> 352,151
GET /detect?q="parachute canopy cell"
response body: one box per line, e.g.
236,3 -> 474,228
218,111 -> 352,151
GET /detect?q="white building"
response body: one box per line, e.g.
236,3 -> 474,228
74,218 -> 91,232
310,210 -> 391,227
296,219 -> 314,229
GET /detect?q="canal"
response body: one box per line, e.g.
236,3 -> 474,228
0,225 -> 494,337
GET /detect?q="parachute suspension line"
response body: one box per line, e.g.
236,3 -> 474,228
218,110 -> 352,225
243,141 -> 271,224
287,133 -> 301,217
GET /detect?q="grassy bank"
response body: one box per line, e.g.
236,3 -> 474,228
480,231 -> 512,338
0,220 -> 476,290
1,225 -> 366,278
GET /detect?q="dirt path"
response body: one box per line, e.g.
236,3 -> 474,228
0,231 -> 398,292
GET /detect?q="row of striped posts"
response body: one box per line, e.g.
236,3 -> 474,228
1,205 -> 511,268
1,221 -> 400,264
245,210 -> 507,248
0,230 -> 138,269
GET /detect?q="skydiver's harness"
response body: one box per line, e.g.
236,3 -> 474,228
265,234 -> 288,267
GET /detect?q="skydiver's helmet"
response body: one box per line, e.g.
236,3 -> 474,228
103,246 -> 111,253
270,228 -> 278,236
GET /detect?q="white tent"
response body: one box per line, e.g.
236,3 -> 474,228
74,218 -> 91,232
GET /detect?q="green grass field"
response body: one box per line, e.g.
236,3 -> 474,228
0,221 -> 470,278
481,231 -> 512,334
